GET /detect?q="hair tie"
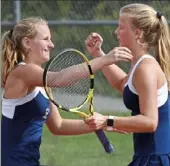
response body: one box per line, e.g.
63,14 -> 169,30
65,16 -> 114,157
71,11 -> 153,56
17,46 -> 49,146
9,29 -> 13,38
156,12 -> 163,20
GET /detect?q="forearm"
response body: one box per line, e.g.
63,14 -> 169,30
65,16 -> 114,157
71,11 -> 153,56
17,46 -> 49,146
56,119 -> 93,135
101,65 -> 127,92
93,49 -> 127,92
48,57 -> 106,87
104,115 -> 157,133
48,65 -> 89,87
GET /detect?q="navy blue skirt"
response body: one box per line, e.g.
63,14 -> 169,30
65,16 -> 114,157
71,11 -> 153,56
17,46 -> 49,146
128,154 -> 170,166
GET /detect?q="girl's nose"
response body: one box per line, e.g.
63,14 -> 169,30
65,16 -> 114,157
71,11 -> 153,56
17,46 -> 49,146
49,40 -> 54,49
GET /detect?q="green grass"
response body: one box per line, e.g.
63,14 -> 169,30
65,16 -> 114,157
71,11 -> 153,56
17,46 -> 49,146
40,112 -> 133,166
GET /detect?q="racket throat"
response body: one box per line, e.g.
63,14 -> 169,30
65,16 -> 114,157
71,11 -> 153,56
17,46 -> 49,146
71,110 -> 89,119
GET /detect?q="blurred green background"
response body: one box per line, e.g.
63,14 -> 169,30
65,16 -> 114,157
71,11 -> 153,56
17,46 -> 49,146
2,0 -> 170,98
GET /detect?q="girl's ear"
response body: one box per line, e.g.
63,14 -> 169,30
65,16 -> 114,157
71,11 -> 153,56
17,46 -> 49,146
22,37 -> 31,50
135,29 -> 144,40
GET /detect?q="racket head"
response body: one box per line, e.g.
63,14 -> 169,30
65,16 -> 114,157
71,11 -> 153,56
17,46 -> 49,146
43,48 -> 94,117
43,49 -> 114,154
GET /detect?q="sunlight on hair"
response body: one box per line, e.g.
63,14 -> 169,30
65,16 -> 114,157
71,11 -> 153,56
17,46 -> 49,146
120,3 -> 170,89
1,17 -> 48,87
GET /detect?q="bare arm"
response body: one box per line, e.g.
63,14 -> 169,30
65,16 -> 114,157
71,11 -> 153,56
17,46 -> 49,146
101,65 -> 127,93
46,102 -> 93,135
14,52 -> 130,88
94,65 -> 127,93
92,49 -> 128,93
48,52 -> 130,90
47,57 -> 109,87
13,59 -> 106,87
86,59 -> 159,133
85,33 -> 131,93
110,60 -> 158,132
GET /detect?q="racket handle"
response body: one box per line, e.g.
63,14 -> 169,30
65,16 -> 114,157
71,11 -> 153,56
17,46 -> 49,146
95,129 -> 114,154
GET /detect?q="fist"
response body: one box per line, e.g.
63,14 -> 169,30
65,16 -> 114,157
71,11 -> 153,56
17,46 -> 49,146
85,32 -> 103,57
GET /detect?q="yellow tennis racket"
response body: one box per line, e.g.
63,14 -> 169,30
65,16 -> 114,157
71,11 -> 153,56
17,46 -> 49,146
43,48 -> 114,153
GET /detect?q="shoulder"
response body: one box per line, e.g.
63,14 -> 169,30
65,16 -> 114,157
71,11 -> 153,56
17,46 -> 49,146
138,56 -> 159,68
133,56 -> 166,92
7,63 -> 44,87
132,57 -> 158,93
134,57 -> 160,80
11,63 -> 43,78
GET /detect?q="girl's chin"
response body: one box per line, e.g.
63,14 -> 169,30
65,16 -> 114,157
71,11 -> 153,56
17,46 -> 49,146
41,56 -> 50,64
44,55 -> 50,60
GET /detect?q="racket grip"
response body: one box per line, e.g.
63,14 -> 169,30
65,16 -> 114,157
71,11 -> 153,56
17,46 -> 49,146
95,129 -> 114,154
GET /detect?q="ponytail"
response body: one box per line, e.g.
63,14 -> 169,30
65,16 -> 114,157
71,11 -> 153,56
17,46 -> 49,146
1,31 -> 25,87
156,17 -> 170,90
119,3 -> 170,89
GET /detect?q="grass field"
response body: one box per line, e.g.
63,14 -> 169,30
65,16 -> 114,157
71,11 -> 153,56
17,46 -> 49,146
40,111 -> 133,166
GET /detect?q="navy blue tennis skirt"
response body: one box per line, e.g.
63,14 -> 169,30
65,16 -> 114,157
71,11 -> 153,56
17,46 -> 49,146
128,154 -> 170,166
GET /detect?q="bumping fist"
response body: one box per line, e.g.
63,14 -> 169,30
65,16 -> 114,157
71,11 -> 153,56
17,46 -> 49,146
85,32 -> 104,57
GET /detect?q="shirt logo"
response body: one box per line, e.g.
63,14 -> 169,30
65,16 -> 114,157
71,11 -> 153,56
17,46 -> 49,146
42,108 -> 50,119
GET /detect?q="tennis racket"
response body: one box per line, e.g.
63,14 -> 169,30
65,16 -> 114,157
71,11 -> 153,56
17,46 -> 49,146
43,48 -> 114,154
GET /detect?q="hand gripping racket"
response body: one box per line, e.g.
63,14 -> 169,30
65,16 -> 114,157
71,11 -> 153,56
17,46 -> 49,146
43,48 -> 114,154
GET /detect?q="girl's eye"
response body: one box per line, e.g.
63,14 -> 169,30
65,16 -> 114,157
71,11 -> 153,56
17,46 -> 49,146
44,37 -> 48,40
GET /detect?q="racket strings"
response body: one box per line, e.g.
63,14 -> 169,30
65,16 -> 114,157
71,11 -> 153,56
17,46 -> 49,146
46,51 -> 91,109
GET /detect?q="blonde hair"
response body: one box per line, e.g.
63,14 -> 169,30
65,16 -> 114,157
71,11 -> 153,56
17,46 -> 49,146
1,17 -> 48,87
120,3 -> 170,89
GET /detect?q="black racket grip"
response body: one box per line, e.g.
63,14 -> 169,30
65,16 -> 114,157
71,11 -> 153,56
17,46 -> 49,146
95,129 -> 114,154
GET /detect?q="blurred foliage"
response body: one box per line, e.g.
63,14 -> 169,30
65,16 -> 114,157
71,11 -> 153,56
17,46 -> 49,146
1,0 -> 170,97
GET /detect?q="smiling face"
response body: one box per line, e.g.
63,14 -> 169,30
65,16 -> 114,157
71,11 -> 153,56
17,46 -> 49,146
23,23 -> 54,65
